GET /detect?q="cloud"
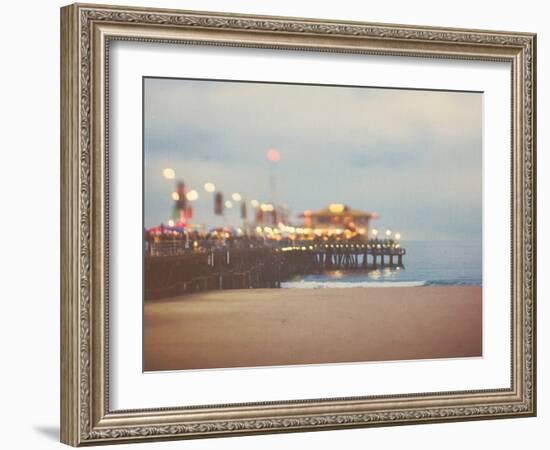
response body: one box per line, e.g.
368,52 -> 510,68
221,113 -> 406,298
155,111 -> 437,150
145,79 -> 480,150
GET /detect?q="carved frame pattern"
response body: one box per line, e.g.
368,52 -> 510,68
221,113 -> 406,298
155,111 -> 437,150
60,3 -> 536,446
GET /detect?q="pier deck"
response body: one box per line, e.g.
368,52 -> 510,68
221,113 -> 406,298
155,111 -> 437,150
145,241 -> 406,300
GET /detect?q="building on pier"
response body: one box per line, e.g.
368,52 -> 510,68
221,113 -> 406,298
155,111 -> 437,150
300,204 -> 378,236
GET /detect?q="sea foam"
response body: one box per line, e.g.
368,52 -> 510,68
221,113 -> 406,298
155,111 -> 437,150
280,280 -> 427,289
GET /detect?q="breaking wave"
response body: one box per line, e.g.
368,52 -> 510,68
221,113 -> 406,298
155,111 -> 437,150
280,280 -> 428,289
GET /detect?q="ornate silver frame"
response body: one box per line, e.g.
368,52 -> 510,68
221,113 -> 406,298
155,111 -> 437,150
60,3 -> 536,446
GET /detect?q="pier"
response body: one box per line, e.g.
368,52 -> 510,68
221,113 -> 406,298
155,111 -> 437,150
145,240 -> 406,300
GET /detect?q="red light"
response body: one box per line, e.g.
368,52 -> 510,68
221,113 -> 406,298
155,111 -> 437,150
266,148 -> 281,162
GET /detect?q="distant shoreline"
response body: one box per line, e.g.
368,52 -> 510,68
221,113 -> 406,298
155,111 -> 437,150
144,286 -> 482,372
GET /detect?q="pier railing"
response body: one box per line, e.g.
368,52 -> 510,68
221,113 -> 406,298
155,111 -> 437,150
146,238 -> 267,257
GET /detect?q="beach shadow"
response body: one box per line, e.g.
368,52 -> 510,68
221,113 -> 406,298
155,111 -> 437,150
33,425 -> 59,441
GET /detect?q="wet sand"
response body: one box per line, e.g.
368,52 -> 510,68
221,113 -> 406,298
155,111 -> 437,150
143,286 -> 482,371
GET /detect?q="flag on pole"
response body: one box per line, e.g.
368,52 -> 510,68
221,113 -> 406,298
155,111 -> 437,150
214,192 -> 223,215
175,181 -> 187,225
176,182 -> 186,211
256,209 -> 263,224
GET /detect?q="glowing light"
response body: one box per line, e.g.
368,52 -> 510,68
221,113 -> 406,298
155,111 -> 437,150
186,190 -> 199,201
171,192 -> 179,201
266,148 -> 281,162
167,220 -> 175,227
260,203 -> 274,212
162,168 -> 175,179
385,229 -> 392,237
225,200 -> 233,208
204,182 -> 216,192
372,229 -> 379,237
329,203 -> 345,214
255,226 -> 263,234
232,192 -> 242,202
394,232 -> 401,240
250,199 -> 259,208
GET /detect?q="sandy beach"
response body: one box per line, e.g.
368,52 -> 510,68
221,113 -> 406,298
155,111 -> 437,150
143,286 -> 482,371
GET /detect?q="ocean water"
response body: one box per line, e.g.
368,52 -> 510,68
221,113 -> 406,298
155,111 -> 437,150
281,240 -> 482,288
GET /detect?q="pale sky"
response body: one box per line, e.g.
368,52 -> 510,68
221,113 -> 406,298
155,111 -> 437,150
144,77 -> 482,241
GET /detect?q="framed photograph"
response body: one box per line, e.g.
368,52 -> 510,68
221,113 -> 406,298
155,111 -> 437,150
60,3 -> 536,446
